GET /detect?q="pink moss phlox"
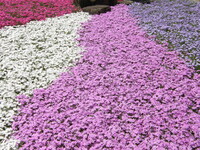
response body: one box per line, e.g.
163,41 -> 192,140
12,4 -> 200,150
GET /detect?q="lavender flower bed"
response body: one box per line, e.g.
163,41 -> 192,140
128,0 -> 200,71
12,4 -> 200,150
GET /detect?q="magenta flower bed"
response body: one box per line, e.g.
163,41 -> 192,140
12,4 -> 200,150
0,0 -> 77,29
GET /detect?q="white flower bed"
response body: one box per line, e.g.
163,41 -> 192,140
0,12 -> 91,150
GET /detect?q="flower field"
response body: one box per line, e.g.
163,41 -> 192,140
0,0 -> 199,149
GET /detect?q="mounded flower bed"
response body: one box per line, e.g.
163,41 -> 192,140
0,0 -> 199,150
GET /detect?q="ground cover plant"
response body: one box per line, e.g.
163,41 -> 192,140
0,0 -> 78,29
128,0 -> 200,71
12,4 -> 200,150
0,11 -> 91,150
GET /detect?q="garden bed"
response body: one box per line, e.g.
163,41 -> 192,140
0,0 -> 199,149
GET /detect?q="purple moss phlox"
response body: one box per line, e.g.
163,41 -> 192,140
12,4 -> 200,150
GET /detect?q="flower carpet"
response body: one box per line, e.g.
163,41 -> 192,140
0,0 -> 199,149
